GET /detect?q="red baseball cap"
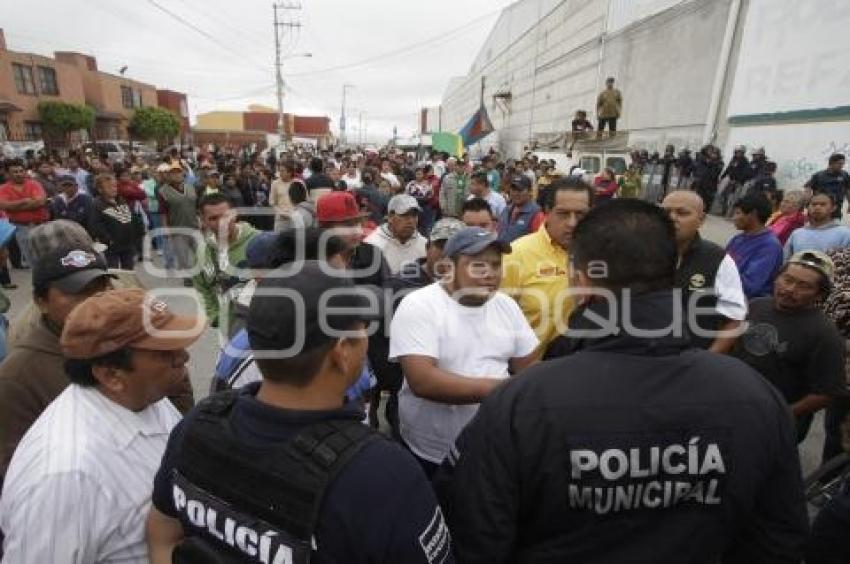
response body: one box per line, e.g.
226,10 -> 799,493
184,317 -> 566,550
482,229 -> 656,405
317,192 -> 366,224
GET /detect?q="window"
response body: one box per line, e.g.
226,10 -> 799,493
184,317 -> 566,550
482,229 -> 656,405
580,156 -> 601,174
606,157 -> 627,175
0,120 -> 9,141
38,66 -> 59,95
12,63 -> 36,95
122,86 -> 143,109
121,86 -> 134,109
24,121 -> 43,141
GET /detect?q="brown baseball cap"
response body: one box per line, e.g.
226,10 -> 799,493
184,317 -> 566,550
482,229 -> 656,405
60,288 -> 206,359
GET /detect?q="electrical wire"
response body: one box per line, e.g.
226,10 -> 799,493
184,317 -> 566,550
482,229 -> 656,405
286,8 -> 502,78
144,0 -> 269,74
174,0 -> 270,53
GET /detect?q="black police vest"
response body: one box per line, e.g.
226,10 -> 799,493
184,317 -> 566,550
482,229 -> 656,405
675,237 -> 726,350
170,391 -> 379,564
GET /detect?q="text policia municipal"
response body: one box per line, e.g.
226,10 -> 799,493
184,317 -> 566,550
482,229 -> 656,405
568,437 -> 726,515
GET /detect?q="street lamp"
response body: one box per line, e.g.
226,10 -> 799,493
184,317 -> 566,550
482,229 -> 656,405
276,52 -> 313,146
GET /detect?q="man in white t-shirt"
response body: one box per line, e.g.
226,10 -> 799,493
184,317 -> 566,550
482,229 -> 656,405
389,226 -> 539,477
468,171 -> 506,219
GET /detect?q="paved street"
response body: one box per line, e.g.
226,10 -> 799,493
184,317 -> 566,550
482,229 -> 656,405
2,213 -> 826,476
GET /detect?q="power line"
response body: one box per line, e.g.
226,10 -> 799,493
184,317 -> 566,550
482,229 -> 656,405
175,0 -> 269,53
144,0 -> 268,74
287,8 -> 502,78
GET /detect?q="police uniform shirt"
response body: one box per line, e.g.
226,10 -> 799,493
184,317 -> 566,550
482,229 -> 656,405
676,236 -> 747,349
152,383 -> 453,564
0,384 -> 181,563
437,291 -> 809,563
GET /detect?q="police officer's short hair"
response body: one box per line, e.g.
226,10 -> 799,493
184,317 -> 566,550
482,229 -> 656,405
571,199 -> 676,295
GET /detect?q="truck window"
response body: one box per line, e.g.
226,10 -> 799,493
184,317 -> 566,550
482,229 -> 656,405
606,157 -> 627,175
580,156 -> 600,174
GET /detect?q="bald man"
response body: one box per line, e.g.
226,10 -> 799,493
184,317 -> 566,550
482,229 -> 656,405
661,190 -> 747,352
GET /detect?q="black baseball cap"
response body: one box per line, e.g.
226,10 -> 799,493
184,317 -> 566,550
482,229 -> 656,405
247,261 -> 382,356
33,247 -> 116,294
509,174 -> 532,190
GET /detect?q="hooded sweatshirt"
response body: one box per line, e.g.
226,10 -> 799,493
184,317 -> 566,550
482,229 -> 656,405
0,317 -> 66,487
193,222 -> 259,327
364,224 -> 427,275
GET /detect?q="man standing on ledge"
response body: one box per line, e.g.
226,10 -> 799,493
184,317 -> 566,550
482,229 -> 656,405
596,76 -> 622,137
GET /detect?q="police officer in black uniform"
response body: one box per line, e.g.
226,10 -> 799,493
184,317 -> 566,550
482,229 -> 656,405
661,189 -> 747,352
147,261 -> 453,564
436,200 -> 808,563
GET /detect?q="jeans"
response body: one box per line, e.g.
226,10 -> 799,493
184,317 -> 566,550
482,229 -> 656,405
12,224 -> 33,268
806,478 -> 850,563
823,401 -> 850,463
0,314 -> 7,363
106,250 -> 136,270
168,232 -> 196,272
403,440 -> 440,480
598,117 -> 618,133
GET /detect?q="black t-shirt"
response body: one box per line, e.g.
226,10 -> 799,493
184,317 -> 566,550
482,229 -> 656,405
152,384 -> 453,564
733,297 -> 846,406
305,173 -> 335,191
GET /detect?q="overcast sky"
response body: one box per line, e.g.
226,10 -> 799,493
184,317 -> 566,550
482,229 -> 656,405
1,0 -> 514,141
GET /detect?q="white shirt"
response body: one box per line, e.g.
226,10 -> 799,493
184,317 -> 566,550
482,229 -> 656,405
380,172 -> 401,188
390,282 -> 539,463
469,190 -> 507,219
0,385 -> 181,563
343,172 -> 362,190
714,254 -> 747,321
365,225 -> 427,275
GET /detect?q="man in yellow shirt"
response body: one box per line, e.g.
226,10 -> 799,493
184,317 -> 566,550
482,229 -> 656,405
501,177 -> 593,355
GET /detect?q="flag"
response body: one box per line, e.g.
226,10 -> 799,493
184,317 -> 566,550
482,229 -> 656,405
431,132 -> 464,158
458,104 -> 494,147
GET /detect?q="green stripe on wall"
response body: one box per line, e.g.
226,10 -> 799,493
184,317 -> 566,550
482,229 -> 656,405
728,106 -> 850,126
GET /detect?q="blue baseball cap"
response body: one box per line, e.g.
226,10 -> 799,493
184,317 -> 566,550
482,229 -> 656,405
245,231 -> 279,268
443,227 -> 511,259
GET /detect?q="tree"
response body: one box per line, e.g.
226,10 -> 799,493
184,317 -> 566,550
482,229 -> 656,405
37,101 -> 95,148
128,106 -> 181,147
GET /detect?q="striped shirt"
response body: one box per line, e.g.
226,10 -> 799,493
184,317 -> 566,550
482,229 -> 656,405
0,384 -> 181,563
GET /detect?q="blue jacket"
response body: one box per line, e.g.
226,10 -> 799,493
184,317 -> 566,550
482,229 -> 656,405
214,328 -> 374,399
51,193 -> 93,228
498,201 -> 541,243
726,229 -> 784,299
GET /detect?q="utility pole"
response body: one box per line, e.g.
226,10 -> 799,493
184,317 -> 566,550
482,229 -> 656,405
273,2 -> 301,149
358,112 -> 363,145
340,83 -> 353,146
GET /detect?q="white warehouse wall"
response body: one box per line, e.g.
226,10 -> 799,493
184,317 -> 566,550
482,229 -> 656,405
439,0 -> 734,157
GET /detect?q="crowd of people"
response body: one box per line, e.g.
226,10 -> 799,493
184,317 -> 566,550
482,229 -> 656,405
0,138 -> 848,563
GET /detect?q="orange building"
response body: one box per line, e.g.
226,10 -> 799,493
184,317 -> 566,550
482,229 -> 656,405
0,28 -> 186,144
